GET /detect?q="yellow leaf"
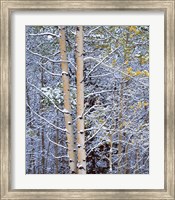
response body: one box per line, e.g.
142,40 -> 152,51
125,76 -> 131,81
124,60 -> 129,65
129,26 -> 137,33
135,30 -> 141,35
137,101 -> 142,108
140,57 -> 145,65
143,70 -> 149,77
112,59 -> 116,66
135,71 -> 142,76
144,102 -> 149,107
132,72 -> 136,77
99,118 -> 104,124
130,105 -> 134,109
140,56 -> 149,65
127,67 -> 132,73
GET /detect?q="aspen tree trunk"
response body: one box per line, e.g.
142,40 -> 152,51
118,76 -> 123,174
45,141 -> 50,173
52,63 -> 55,81
76,26 -> 86,174
41,130 -> 45,173
124,32 -> 130,174
54,118 -> 59,173
59,26 -> 77,174
124,144 -> 129,174
40,67 -> 45,174
52,63 -> 58,173
109,80 -> 117,173
26,87 -> 36,173
118,32 -> 129,174
109,132 -> 113,173
135,143 -> 140,173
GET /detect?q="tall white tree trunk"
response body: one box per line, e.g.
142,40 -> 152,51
109,132 -> 113,173
118,83 -> 123,174
76,26 -> 86,174
59,26 -> 77,174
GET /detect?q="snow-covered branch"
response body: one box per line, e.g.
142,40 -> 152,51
26,103 -> 68,133
84,56 -> 149,87
29,32 -> 60,38
27,80 -> 67,114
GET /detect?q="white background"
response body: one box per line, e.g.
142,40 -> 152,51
11,11 -> 164,189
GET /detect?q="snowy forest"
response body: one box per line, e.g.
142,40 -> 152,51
26,25 -> 149,174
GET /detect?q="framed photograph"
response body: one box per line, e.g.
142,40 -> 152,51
0,0 -> 174,199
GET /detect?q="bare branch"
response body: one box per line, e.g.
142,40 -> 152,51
26,103 -> 67,132
29,32 -> 60,38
